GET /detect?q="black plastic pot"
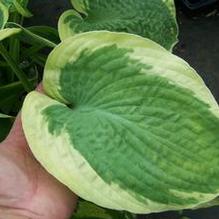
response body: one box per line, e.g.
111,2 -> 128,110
179,0 -> 219,10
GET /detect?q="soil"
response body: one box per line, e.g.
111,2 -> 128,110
27,1 -> 219,218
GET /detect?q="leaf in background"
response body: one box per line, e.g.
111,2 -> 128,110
0,94 -> 22,114
74,200 -> 126,219
22,31 -> 219,213
0,81 -> 25,114
0,113 -> 12,118
27,26 -> 60,45
7,22 -> 57,48
0,1 -> 9,29
12,0 -> 32,17
0,118 -> 13,142
3,0 -> 30,13
58,0 -> 178,50
1,0 -> 13,8
0,28 -> 21,41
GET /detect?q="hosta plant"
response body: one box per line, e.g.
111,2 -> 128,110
22,31 -> 219,214
1,0 -> 219,217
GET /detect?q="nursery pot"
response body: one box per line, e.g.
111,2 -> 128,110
179,0 -> 219,10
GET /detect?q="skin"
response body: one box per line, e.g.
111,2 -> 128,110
0,85 -> 77,219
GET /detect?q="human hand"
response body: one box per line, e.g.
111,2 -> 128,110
0,85 -> 77,219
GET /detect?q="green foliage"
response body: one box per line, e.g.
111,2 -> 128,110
73,200 -> 136,219
0,80 -> 29,113
0,113 -> 12,118
0,0 -> 57,122
0,28 -> 21,41
0,112 -> 13,141
59,0 -> 178,50
7,22 -> 57,48
3,0 -> 218,218
0,118 -> 13,142
1,0 -> 30,13
12,0 -> 33,17
0,1 -> 9,29
25,31 -> 219,213
27,26 -> 60,45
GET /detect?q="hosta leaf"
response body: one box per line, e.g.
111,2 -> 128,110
70,0 -> 87,14
162,0 -> 176,16
0,1 -> 9,29
22,32 -> 219,214
58,0 -> 178,50
0,28 -> 21,41
193,197 -> 219,209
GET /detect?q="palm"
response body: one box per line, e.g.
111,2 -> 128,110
0,89 -> 77,219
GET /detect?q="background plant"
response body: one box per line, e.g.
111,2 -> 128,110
0,0 -> 59,141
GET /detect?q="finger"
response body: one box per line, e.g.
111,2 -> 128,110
35,83 -> 44,93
